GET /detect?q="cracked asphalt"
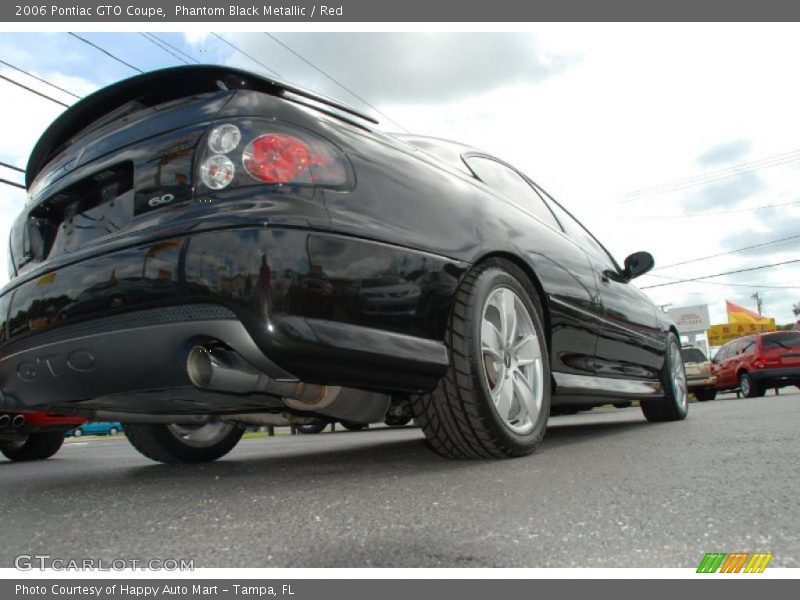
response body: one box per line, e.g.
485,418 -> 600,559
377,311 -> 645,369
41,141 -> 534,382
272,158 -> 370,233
1,391 -> 798,568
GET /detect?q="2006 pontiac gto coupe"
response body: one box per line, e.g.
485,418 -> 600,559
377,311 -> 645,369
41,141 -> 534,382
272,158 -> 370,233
0,66 -> 687,463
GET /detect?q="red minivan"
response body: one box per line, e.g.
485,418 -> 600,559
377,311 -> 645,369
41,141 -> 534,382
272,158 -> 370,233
711,331 -> 800,398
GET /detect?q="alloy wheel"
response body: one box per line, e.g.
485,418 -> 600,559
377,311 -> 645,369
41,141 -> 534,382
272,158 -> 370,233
480,287 -> 544,434
670,342 -> 688,411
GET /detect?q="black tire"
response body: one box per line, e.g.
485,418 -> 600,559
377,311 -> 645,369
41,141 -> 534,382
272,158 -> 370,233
0,431 -> 65,461
739,373 -> 764,398
340,421 -> 368,431
384,416 -> 412,427
124,422 -> 244,464
641,333 -> 689,422
411,259 -> 551,459
296,421 -> 328,434
694,388 -> 717,402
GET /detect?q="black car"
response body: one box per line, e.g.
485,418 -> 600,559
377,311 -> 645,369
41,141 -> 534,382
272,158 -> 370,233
0,66 -> 687,464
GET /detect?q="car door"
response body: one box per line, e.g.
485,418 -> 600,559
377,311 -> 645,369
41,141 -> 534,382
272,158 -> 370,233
710,345 -> 727,387
728,336 -> 756,385
534,187 -> 663,380
462,155 -> 601,378
715,340 -> 739,388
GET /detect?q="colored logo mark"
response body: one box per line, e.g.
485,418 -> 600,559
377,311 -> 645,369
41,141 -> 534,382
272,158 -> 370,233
697,552 -> 773,573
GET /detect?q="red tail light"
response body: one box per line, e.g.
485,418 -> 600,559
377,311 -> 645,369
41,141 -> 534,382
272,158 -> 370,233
243,133 -> 347,186
755,356 -> 781,368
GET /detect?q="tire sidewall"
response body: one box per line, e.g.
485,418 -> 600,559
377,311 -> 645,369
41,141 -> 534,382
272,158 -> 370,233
469,266 -> 551,453
125,423 -> 244,463
740,373 -> 757,398
663,334 -> 689,418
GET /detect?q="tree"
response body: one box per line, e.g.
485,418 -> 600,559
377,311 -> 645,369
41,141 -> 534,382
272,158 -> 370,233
793,302 -> 800,317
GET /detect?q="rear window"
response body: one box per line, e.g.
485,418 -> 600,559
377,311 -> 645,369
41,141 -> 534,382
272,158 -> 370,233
681,348 -> 707,362
762,332 -> 800,349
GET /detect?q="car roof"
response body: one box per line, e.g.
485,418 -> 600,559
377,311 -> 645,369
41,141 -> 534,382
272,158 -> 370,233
392,134 -> 485,176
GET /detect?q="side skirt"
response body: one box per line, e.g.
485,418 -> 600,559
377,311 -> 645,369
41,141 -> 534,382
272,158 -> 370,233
551,371 -> 663,406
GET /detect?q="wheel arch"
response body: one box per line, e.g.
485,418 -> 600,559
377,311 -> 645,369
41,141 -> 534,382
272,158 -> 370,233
467,251 -> 552,352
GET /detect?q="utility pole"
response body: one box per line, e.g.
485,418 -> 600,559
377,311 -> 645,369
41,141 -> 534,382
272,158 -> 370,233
751,291 -> 763,315
658,303 -> 672,313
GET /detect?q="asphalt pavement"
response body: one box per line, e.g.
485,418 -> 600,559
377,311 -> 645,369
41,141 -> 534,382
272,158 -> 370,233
1,391 -> 798,568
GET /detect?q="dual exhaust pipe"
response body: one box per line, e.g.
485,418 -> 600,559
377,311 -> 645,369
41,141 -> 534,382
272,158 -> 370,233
0,414 -> 26,428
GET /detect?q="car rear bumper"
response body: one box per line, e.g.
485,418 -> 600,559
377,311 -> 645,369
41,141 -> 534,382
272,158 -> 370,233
0,227 -> 464,414
687,375 -> 715,389
747,367 -> 800,386
0,410 -> 83,439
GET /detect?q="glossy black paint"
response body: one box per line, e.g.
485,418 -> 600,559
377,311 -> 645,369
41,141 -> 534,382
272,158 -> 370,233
1,66 -> 675,414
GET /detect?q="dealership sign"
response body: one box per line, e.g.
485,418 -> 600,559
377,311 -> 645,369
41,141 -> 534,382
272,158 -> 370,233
667,304 -> 711,333
706,321 -> 777,346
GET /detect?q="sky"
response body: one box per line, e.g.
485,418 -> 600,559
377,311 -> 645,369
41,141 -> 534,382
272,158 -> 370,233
1,26 -> 799,327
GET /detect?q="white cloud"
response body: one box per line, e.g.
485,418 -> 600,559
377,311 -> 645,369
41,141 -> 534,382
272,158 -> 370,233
183,31 -> 211,45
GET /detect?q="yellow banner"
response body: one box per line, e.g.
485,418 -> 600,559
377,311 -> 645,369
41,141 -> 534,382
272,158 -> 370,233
707,320 -> 776,346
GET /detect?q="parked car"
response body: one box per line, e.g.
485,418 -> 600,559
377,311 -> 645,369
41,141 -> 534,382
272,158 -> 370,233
681,346 -> 716,401
66,421 -> 123,437
711,331 -> 800,398
0,411 -> 85,461
0,65 -> 687,464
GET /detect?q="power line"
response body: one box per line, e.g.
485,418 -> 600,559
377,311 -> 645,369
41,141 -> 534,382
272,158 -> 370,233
621,148 -> 800,203
0,161 -> 24,174
0,59 -> 82,99
622,199 -> 800,220
149,33 -> 199,64
263,32 -> 408,132
211,32 -> 281,78
0,73 -> 70,107
139,33 -> 189,65
68,32 -> 143,74
0,178 -> 25,190
640,259 -> 800,289
652,233 -> 800,271
644,273 -> 800,290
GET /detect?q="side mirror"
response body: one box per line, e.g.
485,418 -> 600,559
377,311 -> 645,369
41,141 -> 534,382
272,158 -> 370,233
622,251 -> 655,281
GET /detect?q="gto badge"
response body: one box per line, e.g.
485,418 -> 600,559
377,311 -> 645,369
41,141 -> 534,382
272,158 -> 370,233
16,350 -> 96,382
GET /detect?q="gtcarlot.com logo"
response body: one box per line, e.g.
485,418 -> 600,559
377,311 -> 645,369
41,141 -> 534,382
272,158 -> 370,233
697,552 -> 773,573
14,554 -> 194,571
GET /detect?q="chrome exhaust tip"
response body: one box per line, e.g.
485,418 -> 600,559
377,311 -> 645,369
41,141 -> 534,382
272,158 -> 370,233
185,346 -> 389,422
11,414 -> 25,428
186,346 -> 266,394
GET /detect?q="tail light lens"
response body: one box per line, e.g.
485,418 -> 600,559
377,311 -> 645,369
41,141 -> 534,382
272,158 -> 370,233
755,356 -> 781,368
196,120 -> 352,193
200,155 -> 236,190
243,133 -> 346,186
